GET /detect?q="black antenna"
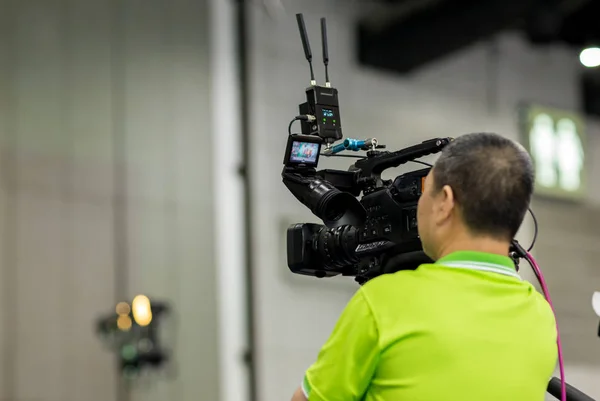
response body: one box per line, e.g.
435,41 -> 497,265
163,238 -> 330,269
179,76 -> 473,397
296,13 -> 316,86
320,17 -> 330,87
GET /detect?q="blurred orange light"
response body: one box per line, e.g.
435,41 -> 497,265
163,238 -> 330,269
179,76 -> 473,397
116,302 -> 131,316
117,315 -> 132,331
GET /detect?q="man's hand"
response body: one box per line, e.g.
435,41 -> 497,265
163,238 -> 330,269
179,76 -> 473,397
291,386 -> 308,401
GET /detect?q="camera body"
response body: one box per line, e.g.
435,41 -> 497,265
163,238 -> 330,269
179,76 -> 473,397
282,132 -> 451,284
285,13 -> 451,284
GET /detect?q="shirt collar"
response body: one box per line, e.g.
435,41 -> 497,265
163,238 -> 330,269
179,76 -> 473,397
435,250 -> 520,279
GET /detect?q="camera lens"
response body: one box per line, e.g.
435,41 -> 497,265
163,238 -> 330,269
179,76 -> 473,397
315,225 -> 359,269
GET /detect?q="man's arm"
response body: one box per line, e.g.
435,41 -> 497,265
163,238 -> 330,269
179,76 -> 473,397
291,386 -> 307,401
291,289 -> 380,401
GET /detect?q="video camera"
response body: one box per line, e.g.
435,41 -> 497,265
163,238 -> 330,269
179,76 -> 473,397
282,14 -> 452,285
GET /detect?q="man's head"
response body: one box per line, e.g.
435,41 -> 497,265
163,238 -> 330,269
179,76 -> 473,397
416,133 -> 534,260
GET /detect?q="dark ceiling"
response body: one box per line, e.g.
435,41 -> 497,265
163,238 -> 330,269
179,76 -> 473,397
358,0 -> 600,74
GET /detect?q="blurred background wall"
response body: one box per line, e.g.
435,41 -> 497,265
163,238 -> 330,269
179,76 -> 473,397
0,1 -> 231,401
0,1 -> 599,401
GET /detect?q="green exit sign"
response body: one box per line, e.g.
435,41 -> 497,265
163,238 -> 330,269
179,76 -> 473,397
519,104 -> 587,201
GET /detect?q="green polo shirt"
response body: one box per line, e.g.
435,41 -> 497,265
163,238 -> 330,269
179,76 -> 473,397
302,251 -> 557,401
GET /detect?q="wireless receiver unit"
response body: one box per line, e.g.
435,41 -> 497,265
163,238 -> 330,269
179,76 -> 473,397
296,14 -> 343,146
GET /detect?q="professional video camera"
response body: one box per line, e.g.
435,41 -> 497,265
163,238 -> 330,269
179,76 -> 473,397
282,14 -> 452,285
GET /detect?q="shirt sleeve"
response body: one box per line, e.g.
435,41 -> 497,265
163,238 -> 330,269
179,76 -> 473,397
302,289 -> 380,401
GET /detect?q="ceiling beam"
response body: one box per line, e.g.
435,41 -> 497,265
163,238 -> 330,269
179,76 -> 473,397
357,0 -> 537,74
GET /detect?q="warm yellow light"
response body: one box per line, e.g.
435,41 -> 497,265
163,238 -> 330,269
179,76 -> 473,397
117,315 -> 132,331
116,302 -> 131,316
132,295 -> 153,327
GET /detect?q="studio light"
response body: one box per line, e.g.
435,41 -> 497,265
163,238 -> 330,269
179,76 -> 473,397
579,47 -> 600,68
96,298 -> 170,375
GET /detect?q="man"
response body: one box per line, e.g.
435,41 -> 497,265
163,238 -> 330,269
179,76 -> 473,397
291,133 -> 558,401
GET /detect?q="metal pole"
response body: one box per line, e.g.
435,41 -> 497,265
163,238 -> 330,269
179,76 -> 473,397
1,0 -> 18,398
111,1 -> 130,400
235,1 -> 258,401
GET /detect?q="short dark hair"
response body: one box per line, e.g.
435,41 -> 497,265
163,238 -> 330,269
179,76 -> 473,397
432,133 -> 534,240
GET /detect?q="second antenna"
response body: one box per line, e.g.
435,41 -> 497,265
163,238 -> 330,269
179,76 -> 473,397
321,18 -> 330,87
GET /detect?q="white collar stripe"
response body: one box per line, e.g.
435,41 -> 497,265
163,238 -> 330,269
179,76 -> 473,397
453,261 -> 515,271
441,262 -> 522,280
442,260 -> 516,272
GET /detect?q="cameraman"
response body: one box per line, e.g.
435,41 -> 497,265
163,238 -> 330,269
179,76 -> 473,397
291,133 -> 558,401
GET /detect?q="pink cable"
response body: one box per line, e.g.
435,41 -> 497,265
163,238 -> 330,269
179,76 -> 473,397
526,251 -> 566,401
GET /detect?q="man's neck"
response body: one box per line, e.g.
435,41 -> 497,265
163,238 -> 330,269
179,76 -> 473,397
436,235 -> 510,261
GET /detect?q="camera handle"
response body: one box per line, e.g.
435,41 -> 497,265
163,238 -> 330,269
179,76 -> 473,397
353,137 -> 452,179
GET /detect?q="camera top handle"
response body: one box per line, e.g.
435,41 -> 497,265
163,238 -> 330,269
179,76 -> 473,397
352,138 -> 452,185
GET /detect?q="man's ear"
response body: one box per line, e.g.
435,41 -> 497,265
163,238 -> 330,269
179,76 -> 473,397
434,185 -> 455,224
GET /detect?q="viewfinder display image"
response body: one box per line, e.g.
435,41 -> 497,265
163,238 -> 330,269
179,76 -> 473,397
290,141 -> 319,164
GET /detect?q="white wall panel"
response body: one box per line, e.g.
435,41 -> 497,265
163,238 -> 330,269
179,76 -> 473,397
0,1 -> 221,401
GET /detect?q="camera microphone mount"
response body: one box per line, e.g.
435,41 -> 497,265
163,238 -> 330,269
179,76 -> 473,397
323,138 -> 386,155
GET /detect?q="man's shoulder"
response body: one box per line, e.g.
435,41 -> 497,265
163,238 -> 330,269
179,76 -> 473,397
366,262 -> 435,284
359,264 -> 434,301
